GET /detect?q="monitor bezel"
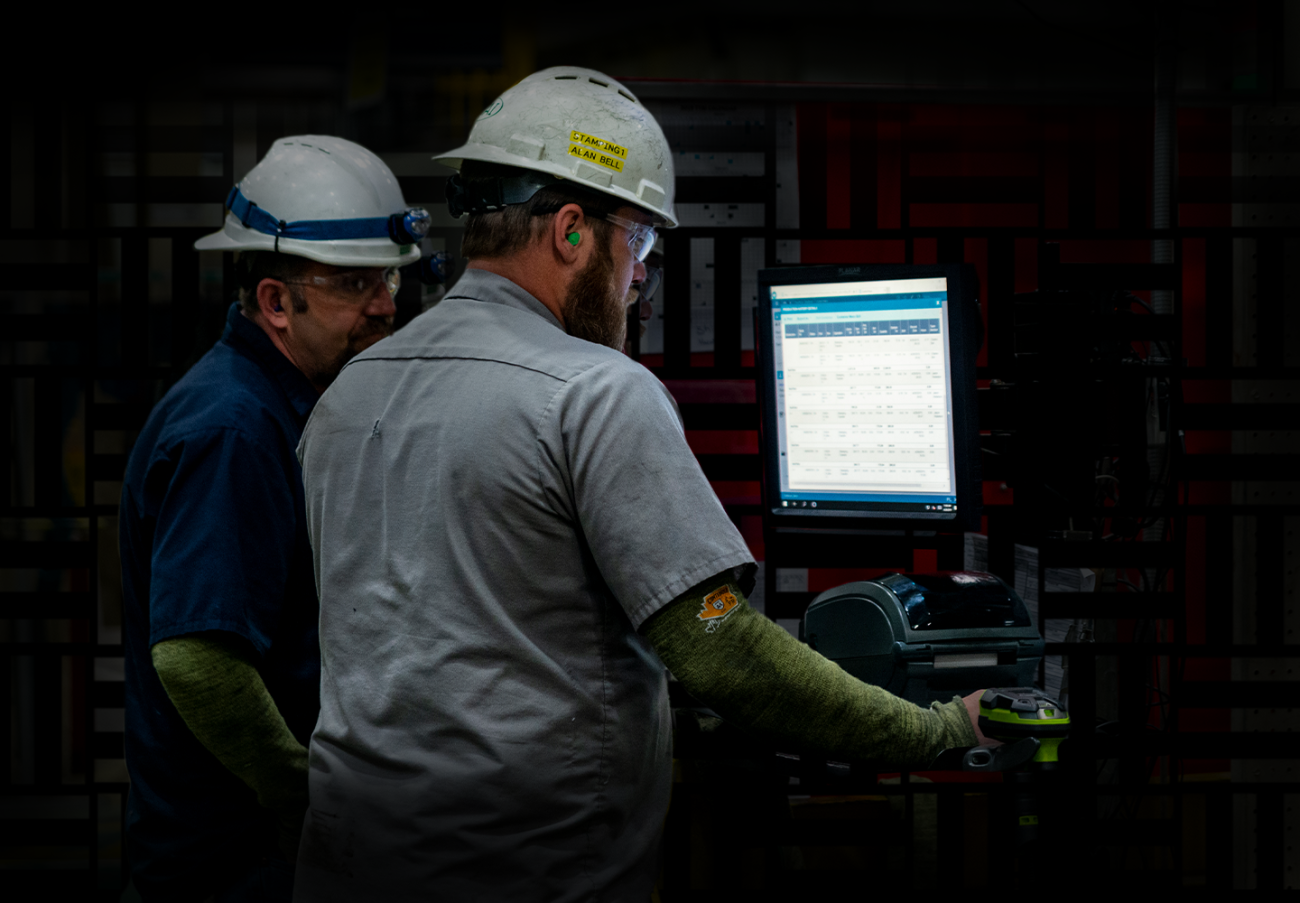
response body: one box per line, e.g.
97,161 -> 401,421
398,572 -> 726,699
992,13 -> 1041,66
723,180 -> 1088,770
755,262 -> 982,534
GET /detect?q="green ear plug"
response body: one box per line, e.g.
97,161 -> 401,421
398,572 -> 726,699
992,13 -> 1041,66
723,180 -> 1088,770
567,232 -> 581,246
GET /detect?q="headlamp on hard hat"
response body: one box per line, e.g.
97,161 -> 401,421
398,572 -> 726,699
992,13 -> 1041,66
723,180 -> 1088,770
418,251 -> 449,285
388,208 -> 431,245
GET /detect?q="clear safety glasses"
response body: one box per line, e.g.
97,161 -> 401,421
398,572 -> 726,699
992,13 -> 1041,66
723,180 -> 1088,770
283,266 -> 401,303
638,265 -> 662,302
597,211 -> 658,262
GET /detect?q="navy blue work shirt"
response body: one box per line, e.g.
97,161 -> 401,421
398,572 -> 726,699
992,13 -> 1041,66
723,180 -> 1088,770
120,303 -> 321,900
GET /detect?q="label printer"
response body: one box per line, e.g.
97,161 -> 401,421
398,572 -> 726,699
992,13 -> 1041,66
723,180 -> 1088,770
799,572 -> 1044,706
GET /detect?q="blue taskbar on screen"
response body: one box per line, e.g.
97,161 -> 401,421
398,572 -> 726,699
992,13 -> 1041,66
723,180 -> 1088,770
781,492 -> 956,503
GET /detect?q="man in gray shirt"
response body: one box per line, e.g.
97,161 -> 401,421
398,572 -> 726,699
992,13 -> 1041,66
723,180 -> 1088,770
294,67 -> 985,902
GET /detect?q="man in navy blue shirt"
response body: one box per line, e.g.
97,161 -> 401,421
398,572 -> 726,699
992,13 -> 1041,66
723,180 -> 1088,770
119,135 -> 428,902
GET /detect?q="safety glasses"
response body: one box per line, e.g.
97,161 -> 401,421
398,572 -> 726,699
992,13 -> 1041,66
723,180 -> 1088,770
283,266 -> 401,303
638,265 -> 662,303
592,211 -> 658,262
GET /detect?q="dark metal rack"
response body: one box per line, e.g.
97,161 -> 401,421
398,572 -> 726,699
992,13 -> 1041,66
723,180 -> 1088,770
1,71 -> 1296,894
629,87 -> 1298,892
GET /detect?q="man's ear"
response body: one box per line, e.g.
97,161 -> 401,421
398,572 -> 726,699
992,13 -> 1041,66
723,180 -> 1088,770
255,278 -> 291,329
552,203 -> 588,265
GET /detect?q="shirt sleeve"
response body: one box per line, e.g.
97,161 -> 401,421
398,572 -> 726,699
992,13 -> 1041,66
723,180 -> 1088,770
145,426 -> 300,654
642,582 -> 978,767
552,360 -> 756,628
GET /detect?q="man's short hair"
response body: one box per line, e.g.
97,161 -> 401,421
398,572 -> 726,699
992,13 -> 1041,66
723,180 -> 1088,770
234,251 -> 314,315
459,162 -> 616,260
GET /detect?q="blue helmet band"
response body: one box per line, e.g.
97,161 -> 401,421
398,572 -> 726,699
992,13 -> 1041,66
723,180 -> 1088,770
225,185 -> 430,245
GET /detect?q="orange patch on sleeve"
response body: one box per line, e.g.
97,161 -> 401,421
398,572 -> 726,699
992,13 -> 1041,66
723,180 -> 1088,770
698,586 -> 739,621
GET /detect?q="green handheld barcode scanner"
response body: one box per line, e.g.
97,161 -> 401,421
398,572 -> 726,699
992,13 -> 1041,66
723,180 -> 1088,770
978,687 -> 1071,763
978,687 -> 1071,854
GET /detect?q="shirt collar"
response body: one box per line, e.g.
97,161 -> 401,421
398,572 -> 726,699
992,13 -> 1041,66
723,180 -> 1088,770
442,268 -> 564,331
220,303 -> 319,421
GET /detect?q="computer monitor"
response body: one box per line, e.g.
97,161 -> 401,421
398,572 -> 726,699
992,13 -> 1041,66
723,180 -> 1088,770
756,263 -> 981,532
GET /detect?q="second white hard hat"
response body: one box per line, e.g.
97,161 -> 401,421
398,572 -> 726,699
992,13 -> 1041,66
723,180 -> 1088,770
433,67 -> 677,227
195,135 -> 425,268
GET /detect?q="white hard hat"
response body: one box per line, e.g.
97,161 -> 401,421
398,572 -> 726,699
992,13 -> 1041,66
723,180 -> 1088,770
433,67 -> 677,228
195,135 -> 425,268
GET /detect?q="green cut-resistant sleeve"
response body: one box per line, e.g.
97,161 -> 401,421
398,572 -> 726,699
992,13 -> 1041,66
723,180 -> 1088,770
641,575 -> 977,769
151,633 -> 308,860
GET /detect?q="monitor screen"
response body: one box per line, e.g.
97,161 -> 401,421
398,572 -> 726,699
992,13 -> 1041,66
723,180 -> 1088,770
757,263 -> 980,529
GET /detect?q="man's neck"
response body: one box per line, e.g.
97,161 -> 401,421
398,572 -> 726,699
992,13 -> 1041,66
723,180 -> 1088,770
240,307 -> 325,394
467,251 -> 567,328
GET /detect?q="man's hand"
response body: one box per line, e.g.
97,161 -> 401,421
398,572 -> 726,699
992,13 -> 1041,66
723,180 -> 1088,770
963,689 -> 1002,747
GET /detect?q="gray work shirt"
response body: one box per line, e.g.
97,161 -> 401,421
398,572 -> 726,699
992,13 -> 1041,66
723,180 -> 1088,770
294,269 -> 755,901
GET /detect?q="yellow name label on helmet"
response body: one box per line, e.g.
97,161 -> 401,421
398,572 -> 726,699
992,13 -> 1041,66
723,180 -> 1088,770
570,130 -> 628,158
568,131 -> 627,172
